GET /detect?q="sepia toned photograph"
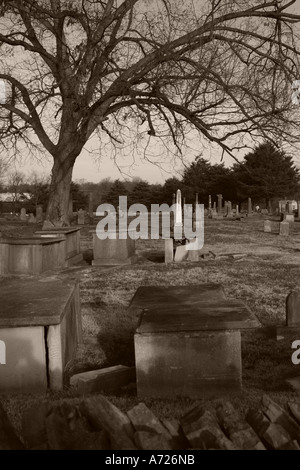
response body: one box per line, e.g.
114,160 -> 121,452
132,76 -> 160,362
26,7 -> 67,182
1,0 -> 300,454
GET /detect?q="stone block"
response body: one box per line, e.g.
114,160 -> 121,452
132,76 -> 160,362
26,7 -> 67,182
286,291 -> 300,326
164,238 -> 173,263
135,329 -> 242,398
180,407 -> 236,450
264,220 -> 272,233
80,395 -> 136,450
279,221 -> 289,236
91,230 -> 136,266
286,214 -> 295,223
35,228 -> 82,266
0,237 -> 66,275
0,326 -> 47,394
132,285 -> 259,398
0,276 -> 82,392
70,365 -> 136,394
174,244 -> 188,262
77,209 -> 85,225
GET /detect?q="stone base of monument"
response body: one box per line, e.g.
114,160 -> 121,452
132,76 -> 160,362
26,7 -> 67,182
0,276 -> 82,393
131,285 -> 260,399
35,227 -> 82,267
90,229 -> 137,266
0,237 -> 66,275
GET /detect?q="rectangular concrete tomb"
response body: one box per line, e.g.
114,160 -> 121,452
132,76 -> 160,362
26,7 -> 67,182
0,237 -> 66,275
0,276 -> 82,393
35,227 -> 82,266
131,285 -> 260,399
91,229 -> 137,266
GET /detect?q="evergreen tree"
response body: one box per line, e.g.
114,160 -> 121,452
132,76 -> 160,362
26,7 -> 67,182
233,142 -> 300,209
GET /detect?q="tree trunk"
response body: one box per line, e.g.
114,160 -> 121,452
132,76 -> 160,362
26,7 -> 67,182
45,157 -> 74,226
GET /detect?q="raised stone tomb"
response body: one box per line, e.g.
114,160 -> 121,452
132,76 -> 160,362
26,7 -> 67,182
0,237 -> 66,275
35,227 -> 82,266
131,285 -> 260,399
0,276 -> 82,393
91,229 -> 137,266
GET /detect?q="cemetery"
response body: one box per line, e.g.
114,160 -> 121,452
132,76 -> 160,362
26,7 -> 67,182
2,0 -> 300,453
1,200 -> 300,450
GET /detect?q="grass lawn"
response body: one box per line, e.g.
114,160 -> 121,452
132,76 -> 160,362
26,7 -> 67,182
1,214 -> 300,431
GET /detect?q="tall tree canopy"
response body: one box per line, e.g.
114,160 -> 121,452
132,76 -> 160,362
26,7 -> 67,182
181,156 -> 237,204
1,0 -> 300,224
233,142 -> 300,208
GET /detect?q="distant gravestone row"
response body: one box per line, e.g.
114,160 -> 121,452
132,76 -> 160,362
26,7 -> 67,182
264,219 -> 290,236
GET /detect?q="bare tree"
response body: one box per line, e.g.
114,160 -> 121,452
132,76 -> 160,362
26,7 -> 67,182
1,0 -> 300,224
6,171 -> 26,212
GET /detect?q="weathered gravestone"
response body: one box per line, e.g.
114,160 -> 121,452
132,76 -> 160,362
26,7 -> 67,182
286,291 -> 300,327
286,214 -> 295,223
36,205 -> 43,223
77,209 -> 85,225
217,194 -> 223,214
227,201 -> 233,217
247,198 -> 252,216
91,229 -> 137,266
164,239 -> 174,263
279,221 -> 289,236
20,208 -> 27,222
264,220 -> 272,233
28,213 -> 36,224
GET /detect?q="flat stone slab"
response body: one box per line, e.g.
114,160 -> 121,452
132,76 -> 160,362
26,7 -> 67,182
130,284 -> 226,309
0,237 -> 65,245
0,276 -> 79,327
131,285 -> 260,332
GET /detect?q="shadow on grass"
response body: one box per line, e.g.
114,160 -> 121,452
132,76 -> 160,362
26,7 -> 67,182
242,330 -> 299,392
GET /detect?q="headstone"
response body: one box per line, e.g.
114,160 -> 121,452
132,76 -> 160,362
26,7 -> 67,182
227,201 -> 232,217
279,221 -> 289,236
236,204 -> 239,216
208,195 -> 212,218
20,208 -> 27,222
174,189 -> 183,240
286,214 -> 294,223
28,213 -> 36,224
42,220 -> 55,230
36,205 -> 43,223
287,202 -> 294,214
165,239 -> 174,263
77,209 -> 85,225
247,198 -> 252,216
264,220 -> 272,233
88,193 -> 94,218
174,245 -> 188,263
286,291 -> 300,327
217,194 -> 223,213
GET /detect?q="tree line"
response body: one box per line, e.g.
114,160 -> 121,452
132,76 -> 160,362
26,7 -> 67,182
1,142 -> 299,214
99,143 -> 300,211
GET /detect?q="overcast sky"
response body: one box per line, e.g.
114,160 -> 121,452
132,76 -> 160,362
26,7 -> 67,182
5,0 -> 300,185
